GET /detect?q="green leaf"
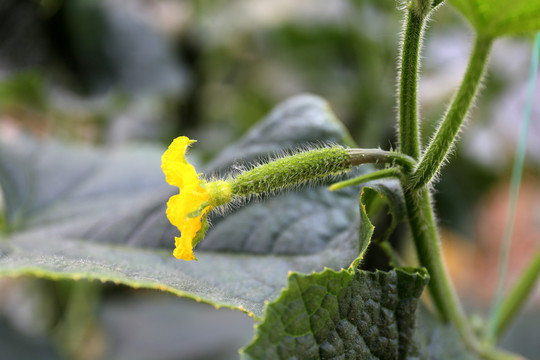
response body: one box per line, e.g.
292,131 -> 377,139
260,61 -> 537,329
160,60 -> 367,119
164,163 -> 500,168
99,293 -> 254,360
0,95 -> 364,318
322,170 -> 406,269
343,177 -> 406,269
240,267 -> 429,360
449,0 -> 540,37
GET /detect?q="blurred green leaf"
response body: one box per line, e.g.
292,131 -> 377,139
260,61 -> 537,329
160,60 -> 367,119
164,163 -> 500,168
0,95 -> 365,318
449,0 -> 540,37
240,267 -> 429,359
99,294 -> 254,360
51,0 -> 187,95
0,72 -> 46,110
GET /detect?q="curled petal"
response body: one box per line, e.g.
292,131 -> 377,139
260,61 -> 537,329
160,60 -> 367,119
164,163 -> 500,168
161,136 -> 198,188
173,209 -> 210,261
173,236 -> 196,261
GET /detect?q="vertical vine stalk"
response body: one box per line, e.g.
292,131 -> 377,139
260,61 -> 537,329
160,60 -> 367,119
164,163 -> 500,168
397,3 -> 488,353
397,1 -> 468,326
398,6 -> 424,160
403,187 -> 479,346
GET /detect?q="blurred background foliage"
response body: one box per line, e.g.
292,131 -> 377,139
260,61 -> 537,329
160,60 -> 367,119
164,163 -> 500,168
0,0 -> 538,359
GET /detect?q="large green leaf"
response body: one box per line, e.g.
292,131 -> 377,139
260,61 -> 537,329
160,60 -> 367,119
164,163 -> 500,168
449,0 -> 540,37
0,95 -> 370,318
240,267 -> 429,360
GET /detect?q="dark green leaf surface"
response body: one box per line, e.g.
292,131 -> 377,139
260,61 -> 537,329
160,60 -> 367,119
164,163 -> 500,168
449,0 -> 540,37
0,229 -> 363,319
240,267 -> 429,360
0,95 -> 364,318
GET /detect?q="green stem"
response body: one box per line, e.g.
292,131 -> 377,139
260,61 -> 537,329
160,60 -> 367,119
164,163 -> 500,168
479,347 -> 524,360
398,3 -> 475,346
397,3 -> 477,347
329,168 -> 402,191
398,7 -> 426,160
411,36 -> 493,189
347,149 -> 416,172
403,187 -> 478,348
492,247 -> 540,340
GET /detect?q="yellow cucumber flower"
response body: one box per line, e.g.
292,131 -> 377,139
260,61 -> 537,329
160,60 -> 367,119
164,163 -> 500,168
161,137 -> 370,261
162,136 -> 232,260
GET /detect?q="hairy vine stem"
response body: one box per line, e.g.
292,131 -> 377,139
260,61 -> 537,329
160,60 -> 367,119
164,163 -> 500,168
347,149 -> 416,171
410,36 -> 493,189
403,187 -> 477,345
398,6 -> 426,160
397,3 -> 482,354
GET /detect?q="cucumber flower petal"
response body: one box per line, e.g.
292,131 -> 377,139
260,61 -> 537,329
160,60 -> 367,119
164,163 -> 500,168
162,136 -> 232,261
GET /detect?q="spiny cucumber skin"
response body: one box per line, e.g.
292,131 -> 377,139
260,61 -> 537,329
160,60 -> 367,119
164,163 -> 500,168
231,146 -> 351,197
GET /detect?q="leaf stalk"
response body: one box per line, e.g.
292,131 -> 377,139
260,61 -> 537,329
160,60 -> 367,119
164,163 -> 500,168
347,149 -> 416,171
410,36 -> 493,189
